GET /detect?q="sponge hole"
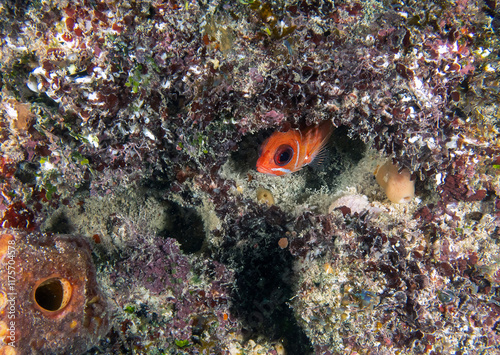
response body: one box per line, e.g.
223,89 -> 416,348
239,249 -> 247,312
34,277 -> 72,312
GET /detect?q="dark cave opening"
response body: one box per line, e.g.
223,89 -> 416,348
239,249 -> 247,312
216,204 -> 314,355
213,123 -> 367,354
160,200 -> 206,254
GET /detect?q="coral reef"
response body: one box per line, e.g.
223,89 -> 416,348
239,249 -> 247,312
100,214 -> 239,353
0,230 -> 109,355
0,0 -> 499,354
289,205 -> 500,353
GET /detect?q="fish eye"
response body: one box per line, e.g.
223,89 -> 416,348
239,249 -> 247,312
274,145 -> 294,166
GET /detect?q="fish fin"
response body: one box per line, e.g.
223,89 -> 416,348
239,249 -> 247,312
309,121 -> 334,166
308,144 -> 330,168
317,121 -> 334,148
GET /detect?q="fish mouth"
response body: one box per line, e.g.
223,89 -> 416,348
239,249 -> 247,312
256,165 -> 273,175
256,165 -> 287,176
256,157 -> 271,174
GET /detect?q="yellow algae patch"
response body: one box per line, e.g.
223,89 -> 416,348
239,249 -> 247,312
323,263 -> 334,274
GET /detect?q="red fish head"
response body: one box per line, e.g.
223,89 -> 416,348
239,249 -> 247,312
256,120 -> 334,176
256,132 -> 299,176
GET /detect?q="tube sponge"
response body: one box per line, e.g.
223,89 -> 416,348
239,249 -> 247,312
0,230 -> 110,355
374,160 -> 415,203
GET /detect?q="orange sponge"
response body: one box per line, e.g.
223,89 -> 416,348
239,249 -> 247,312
375,161 -> 415,203
0,230 -> 110,355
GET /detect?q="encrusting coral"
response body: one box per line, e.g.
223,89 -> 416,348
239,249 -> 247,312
0,230 -> 110,355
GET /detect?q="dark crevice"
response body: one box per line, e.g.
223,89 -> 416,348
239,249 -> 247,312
215,203 -> 313,355
160,201 -> 205,254
45,211 -> 73,234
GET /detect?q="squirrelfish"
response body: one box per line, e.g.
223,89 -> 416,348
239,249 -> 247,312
256,120 -> 334,176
